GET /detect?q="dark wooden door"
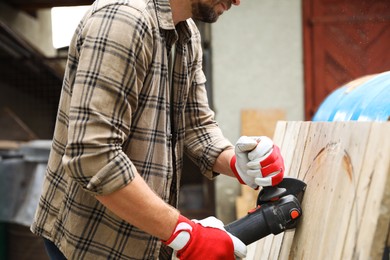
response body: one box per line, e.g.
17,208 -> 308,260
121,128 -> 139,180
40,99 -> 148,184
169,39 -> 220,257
303,0 -> 390,119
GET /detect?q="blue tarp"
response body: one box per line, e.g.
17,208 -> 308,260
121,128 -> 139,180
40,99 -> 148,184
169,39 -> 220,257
313,71 -> 390,122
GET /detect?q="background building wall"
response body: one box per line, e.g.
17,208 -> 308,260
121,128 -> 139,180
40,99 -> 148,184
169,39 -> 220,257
212,0 -> 304,222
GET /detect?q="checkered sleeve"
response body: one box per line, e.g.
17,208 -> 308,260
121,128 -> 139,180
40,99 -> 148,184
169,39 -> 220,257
62,5 -> 151,195
184,25 -> 233,179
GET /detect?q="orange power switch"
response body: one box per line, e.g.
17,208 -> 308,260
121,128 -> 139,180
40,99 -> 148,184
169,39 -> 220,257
290,209 -> 300,219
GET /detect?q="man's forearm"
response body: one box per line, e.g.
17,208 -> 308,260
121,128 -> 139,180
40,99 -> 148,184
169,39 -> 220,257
95,173 -> 179,241
213,148 -> 235,178
95,148 -> 235,241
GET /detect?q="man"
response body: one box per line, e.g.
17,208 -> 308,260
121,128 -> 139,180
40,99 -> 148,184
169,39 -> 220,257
31,0 -> 284,259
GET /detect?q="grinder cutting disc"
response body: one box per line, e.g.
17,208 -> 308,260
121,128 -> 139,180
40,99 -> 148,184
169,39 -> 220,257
257,177 -> 307,205
257,186 -> 287,203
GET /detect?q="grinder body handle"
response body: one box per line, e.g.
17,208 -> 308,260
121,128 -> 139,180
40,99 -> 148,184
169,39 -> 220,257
224,194 -> 302,245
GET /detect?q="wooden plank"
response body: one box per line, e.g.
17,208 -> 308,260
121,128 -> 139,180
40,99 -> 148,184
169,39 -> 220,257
237,109 -> 286,260
251,121 -> 390,259
240,109 -> 285,138
247,121 -> 311,259
352,122 -> 390,259
273,121 -> 311,259
290,122 -> 375,259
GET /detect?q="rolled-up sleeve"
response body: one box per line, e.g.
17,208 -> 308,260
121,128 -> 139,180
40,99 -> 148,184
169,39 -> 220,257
63,5 -> 150,195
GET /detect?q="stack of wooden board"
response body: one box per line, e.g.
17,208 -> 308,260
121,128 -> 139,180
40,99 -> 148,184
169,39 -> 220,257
247,121 -> 390,260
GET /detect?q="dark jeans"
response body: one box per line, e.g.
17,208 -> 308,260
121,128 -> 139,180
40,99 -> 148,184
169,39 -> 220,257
43,238 -> 67,260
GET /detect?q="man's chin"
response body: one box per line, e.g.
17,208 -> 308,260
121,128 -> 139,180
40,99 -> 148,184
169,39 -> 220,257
194,15 -> 219,23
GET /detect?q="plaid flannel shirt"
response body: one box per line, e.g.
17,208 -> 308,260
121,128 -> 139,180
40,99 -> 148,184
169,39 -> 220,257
30,0 -> 233,259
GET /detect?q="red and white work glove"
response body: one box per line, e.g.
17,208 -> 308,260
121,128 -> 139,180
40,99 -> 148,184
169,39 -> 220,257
230,136 -> 285,189
164,215 -> 246,260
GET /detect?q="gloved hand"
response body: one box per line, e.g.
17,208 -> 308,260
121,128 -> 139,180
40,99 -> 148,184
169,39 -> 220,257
164,215 -> 246,260
230,136 -> 285,189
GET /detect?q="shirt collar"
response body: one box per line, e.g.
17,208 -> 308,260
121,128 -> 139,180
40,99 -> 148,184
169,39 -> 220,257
153,0 -> 193,44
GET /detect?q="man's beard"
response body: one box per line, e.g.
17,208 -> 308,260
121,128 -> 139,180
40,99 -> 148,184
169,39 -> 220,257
191,2 -> 219,23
